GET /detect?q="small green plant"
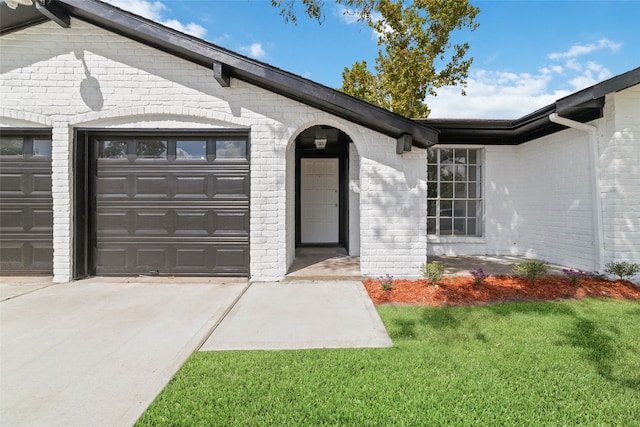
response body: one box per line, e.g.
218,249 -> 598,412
604,261 -> 640,280
419,262 -> 445,286
377,274 -> 394,296
470,268 -> 489,286
562,268 -> 589,286
512,260 -> 548,283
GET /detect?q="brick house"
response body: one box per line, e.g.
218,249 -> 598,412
1,0 -> 638,282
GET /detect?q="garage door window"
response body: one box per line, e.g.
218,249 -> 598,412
215,140 -> 246,160
96,137 -> 248,162
176,140 -> 207,160
136,140 -> 167,159
1,136 -> 52,157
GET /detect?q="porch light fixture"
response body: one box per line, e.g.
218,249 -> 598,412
5,0 -> 33,9
314,128 -> 327,149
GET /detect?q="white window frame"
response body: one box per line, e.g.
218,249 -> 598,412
427,147 -> 483,237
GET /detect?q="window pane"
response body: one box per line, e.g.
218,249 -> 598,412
467,219 -> 477,236
216,140 -> 246,159
176,140 -> 206,160
454,149 -> 468,165
427,218 -> 436,234
441,200 -> 452,212
137,140 -> 167,159
454,200 -> 467,217
33,139 -> 52,157
427,200 -> 437,217
440,149 -> 453,164
455,183 -> 467,198
440,183 -> 453,198
0,137 -> 23,155
468,165 -> 477,182
455,165 -> 466,181
427,182 -> 438,198
468,149 -> 478,164
100,140 -> 128,159
454,219 -> 465,235
427,164 -> 438,181
440,165 -> 454,181
468,200 -> 478,217
440,218 -> 453,235
427,148 -> 437,164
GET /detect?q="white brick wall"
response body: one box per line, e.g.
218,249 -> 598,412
428,128 -> 599,271
429,85 -> 640,273
600,86 -> 640,272
1,19 -> 428,281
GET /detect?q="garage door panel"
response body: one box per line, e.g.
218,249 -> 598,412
135,176 -> 170,197
96,247 -> 128,269
96,211 -> 130,234
213,175 -> 249,199
32,174 -> 53,193
134,211 -> 171,235
175,211 -> 209,234
136,248 -> 168,268
97,176 -> 128,196
213,211 -> 249,235
175,176 -> 207,196
0,241 -> 53,273
0,151 -> 53,274
93,135 -> 249,276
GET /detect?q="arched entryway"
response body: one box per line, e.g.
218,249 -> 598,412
295,125 -> 351,250
285,125 -> 362,278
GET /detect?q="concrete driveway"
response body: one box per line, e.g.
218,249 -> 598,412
1,277 -> 391,426
0,277 -> 248,427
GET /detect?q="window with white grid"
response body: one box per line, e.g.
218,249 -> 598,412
427,148 -> 482,236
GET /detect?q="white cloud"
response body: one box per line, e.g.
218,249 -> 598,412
102,0 -> 207,38
240,43 -> 267,60
548,38 -> 622,60
425,69 -> 572,119
426,37 -> 621,119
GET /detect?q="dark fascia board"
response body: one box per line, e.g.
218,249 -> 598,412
0,3 -> 48,35
23,0 -> 437,148
421,67 -> 639,145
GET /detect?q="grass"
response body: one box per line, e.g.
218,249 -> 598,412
137,299 -> 640,426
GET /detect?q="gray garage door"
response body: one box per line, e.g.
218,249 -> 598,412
92,134 -> 249,276
0,134 -> 53,274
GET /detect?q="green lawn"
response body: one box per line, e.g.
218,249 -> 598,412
137,299 -> 640,426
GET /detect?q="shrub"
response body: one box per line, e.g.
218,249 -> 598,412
604,261 -> 640,280
419,262 -> 445,286
562,268 -> 589,286
377,274 -> 394,296
470,268 -> 489,285
512,260 -> 548,283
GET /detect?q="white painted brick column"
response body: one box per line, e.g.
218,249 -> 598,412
359,148 -> 428,278
51,121 -> 73,282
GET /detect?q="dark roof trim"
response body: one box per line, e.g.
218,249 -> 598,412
420,67 -> 639,145
0,0 -> 438,148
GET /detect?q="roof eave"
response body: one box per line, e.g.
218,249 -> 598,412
48,0 -> 439,148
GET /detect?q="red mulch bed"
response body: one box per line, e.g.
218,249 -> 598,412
364,276 -> 640,306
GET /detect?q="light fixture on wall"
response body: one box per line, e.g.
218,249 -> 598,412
314,128 -> 328,149
5,0 -> 34,9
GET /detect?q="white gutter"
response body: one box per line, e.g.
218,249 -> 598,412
548,113 -> 605,272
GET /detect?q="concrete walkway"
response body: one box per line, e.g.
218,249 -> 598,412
0,276 -> 391,426
201,280 -> 392,351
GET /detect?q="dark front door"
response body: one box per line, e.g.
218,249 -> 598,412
88,132 -> 249,276
0,133 -> 53,274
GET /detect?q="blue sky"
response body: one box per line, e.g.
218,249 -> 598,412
104,0 -> 639,119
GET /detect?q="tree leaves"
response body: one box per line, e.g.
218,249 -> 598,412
273,0 -> 479,118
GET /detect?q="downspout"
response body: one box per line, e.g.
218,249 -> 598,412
548,113 -> 604,272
